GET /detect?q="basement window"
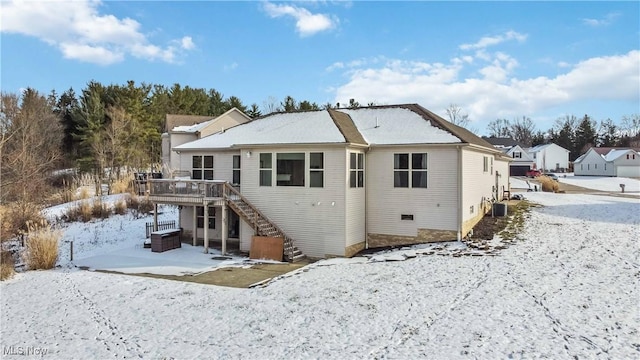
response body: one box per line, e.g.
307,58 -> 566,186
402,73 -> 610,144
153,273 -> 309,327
196,206 -> 215,229
401,214 -> 414,220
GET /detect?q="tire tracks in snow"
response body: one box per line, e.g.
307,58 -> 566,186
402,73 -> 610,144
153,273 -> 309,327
59,269 -> 144,358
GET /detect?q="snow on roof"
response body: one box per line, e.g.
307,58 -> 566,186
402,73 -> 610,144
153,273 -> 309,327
528,143 -> 551,152
603,149 -> 632,162
172,118 -> 215,133
340,108 -> 460,145
174,110 -> 346,150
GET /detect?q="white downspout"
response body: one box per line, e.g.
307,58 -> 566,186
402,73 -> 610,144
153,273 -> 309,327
457,146 -> 463,241
364,147 -> 371,249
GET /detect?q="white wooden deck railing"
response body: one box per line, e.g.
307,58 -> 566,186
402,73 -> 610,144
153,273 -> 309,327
147,179 -> 227,198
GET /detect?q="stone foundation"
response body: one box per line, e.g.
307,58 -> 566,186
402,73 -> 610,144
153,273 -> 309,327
344,241 -> 365,257
368,229 -> 457,248
462,203 -> 492,236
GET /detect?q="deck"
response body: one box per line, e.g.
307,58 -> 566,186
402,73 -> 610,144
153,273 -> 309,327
141,179 -> 232,206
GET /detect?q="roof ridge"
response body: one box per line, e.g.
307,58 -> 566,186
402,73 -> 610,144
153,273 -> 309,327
327,109 -> 368,145
398,104 -> 497,150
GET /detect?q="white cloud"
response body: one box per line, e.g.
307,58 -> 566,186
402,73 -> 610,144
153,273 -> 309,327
60,42 -> 124,65
263,2 -> 337,37
582,12 -> 621,27
460,30 -> 527,51
224,62 -> 239,71
332,50 -> 639,129
0,0 -> 195,65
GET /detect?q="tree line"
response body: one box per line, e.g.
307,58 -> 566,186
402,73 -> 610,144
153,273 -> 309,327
446,104 -> 640,161
0,81 -> 367,204
2,81 -> 638,204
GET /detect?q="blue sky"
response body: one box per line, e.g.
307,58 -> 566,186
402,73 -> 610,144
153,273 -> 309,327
1,1 -> 639,135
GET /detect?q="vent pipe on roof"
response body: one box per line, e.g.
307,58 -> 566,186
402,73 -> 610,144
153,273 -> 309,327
375,117 -> 379,128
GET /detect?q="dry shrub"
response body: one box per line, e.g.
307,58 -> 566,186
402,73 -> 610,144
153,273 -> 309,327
539,176 -> 560,192
23,221 -> 60,270
125,195 -> 154,218
0,251 -> 15,281
64,201 -> 93,222
126,195 -> 140,210
137,197 -> 154,213
110,174 -> 133,194
77,186 -> 91,200
0,202 -> 45,242
113,200 -> 127,215
91,199 -> 111,219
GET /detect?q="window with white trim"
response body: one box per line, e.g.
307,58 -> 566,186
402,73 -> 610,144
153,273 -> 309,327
310,152 -> 324,188
196,206 -> 215,229
192,155 -> 213,180
259,153 -> 272,186
394,153 -> 427,188
232,155 -> 241,185
277,153 -> 305,186
483,156 -> 489,173
350,152 -> 364,188
513,152 -> 522,158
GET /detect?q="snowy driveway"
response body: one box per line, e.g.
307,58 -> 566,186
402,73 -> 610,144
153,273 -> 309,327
1,192 -> 639,359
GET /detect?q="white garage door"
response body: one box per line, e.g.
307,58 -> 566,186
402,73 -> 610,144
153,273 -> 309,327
616,166 -> 640,178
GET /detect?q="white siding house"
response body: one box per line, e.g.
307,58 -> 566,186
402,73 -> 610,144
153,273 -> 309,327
152,104 -> 510,259
160,108 -> 251,177
574,147 -> 640,177
505,145 -> 535,176
526,143 -> 570,172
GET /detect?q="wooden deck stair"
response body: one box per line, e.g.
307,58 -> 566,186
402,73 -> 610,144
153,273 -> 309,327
223,183 -> 305,262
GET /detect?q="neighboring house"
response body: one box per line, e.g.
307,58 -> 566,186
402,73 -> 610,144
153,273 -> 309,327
483,137 -> 523,150
148,104 -> 510,260
574,147 -> 640,177
483,138 -> 535,176
526,143 -> 570,172
504,145 -> 536,176
161,108 -> 252,177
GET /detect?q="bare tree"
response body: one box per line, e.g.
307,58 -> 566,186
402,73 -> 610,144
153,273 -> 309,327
445,104 -> 470,127
0,90 -> 63,203
486,118 -> 511,138
262,96 -> 281,114
445,104 -> 478,133
510,116 -> 536,147
620,114 -> 640,147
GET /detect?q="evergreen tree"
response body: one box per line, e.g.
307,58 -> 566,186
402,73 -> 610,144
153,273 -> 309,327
246,103 -> 261,118
574,114 -> 598,155
281,96 -> 298,112
551,115 -> 578,160
225,96 -> 247,113
55,88 -> 80,161
531,130 -> 546,147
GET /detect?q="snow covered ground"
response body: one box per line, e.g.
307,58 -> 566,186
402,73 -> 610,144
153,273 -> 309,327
1,192 -> 639,359
555,174 -> 640,195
